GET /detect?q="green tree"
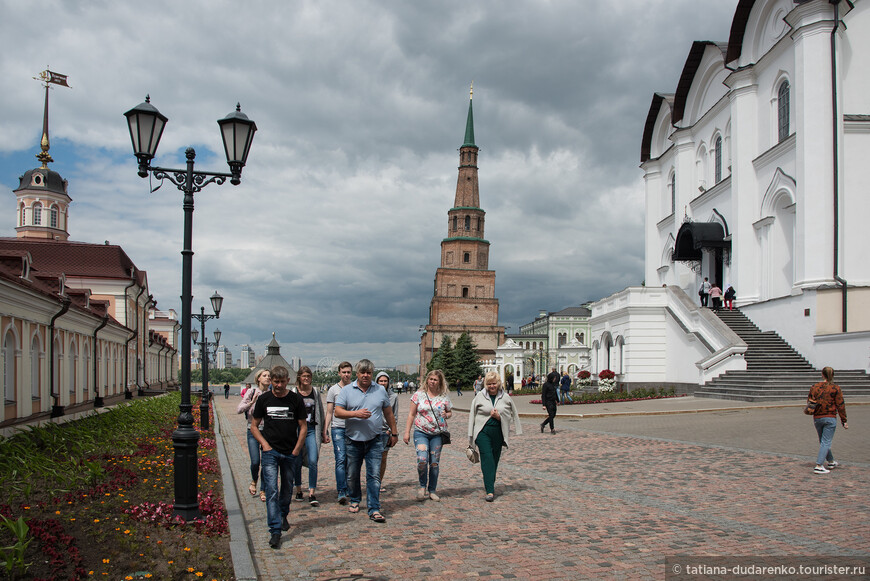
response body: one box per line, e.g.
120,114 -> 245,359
427,335 -> 453,380
451,332 -> 482,390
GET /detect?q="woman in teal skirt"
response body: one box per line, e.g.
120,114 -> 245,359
468,371 -> 522,502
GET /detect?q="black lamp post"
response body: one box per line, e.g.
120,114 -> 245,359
191,293 -> 222,431
124,97 -> 256,521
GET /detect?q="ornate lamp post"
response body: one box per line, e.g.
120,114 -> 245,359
191,292 -> 223,431
124,97 -> 256,521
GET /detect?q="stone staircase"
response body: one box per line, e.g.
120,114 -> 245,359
694,309 -> 870,401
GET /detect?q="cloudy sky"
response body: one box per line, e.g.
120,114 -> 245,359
0,0 -> 739,367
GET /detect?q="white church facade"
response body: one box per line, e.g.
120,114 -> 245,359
589,0 -> 869,389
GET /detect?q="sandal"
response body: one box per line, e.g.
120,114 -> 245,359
348,503 -> 360,513
369,511 -> 386,523
248,482 -> 257,497
259,490 -> 267,502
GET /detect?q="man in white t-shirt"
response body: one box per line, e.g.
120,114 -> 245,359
324,361 -> 353,504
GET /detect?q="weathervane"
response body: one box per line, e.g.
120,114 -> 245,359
32,69 -> 71,168
470,80 -> 473,100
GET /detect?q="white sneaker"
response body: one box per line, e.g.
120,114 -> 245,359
416,487 -> 428,501
813,465 -> 830,474
827,461 -> 839,469
428,491 -> 440,502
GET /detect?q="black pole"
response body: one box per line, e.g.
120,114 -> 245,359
172,148 -> 200,521
199,308 -> 210,431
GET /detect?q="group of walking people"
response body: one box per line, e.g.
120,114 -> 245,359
237,360 -> 522,548
698,277 -> 736,311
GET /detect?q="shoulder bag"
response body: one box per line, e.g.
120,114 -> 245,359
426,394 -> 451,445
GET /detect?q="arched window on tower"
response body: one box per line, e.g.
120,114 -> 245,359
714,135 -> 722,184
19,204 -> 25,227
50,205 -> 58,229
462,287 -> 469,298
33,203 -> 42,226
477,217 -> 481,232
452,216 -> 457,231
464,216 -> 470,230
778,80 -> 790,143
463,252 -> 470,263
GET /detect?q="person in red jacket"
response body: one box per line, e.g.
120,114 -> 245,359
807,367 -> 848,474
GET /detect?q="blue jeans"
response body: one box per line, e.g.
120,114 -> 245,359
814,417 -> 837,465
331,427 -> 348,499
260,449 -> 296,534
413,430 -> 442,492
292,428 -> 319,490
345,435 -> 384,515
246,429 -> 264,491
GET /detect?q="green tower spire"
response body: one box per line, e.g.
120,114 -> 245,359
462,82 -> 475,148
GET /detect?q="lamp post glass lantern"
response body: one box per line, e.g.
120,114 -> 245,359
124,97 -> 255,521
192,292 -> 222,432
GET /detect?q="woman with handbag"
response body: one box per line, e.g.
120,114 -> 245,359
237,368 -> 271,502
807,367 -> 848,474
468,371 -> 522,502
403,369 -> 452,502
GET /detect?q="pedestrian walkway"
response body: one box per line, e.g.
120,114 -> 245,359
214,394 -> 869,580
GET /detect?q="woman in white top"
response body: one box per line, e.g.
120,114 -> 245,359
403,369 -> 452,502
237,368 -> 271,501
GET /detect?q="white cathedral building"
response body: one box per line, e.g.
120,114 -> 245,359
588,0 -> 869,391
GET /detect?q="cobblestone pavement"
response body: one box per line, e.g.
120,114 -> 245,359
215,396 -> 869,580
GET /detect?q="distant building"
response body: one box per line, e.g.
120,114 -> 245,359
419,89 -> 505,374
242,334 -> 297,385
239,344 -> 256,368
216,345 -> 232,369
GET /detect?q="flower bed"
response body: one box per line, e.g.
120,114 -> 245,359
531,387 -> 682,406
0,393 -> 231,580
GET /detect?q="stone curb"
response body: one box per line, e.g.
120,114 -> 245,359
213,405 -> 258,581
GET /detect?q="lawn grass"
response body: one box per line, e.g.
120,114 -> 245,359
0,393 -> 232,581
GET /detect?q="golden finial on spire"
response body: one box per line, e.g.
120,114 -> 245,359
470,81 -> 473,100
32,69 -> 70,168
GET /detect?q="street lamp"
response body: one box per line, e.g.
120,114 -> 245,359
192,292 -> 223,431
125,97 -> 256,521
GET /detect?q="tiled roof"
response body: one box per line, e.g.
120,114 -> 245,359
0,238 -> 143,282
551,306 -> 591,317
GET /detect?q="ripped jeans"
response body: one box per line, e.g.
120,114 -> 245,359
413,430 -> 443,493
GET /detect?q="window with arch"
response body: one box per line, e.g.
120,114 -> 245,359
31,336 -> 40,400
464,216 -> 470,230
476,217 -> 481,231
3,331 -> 16,403
33,203 -> 42,226
463,252 -> 470,263
19,204 -> 25,227
462,287 -> 469,298
714,135 -> 722,184
778,80 -> 790,142
50,205 -> 58,229
576,332 -> 584,344
558,332 -> 566,347
452,216 -> 457,231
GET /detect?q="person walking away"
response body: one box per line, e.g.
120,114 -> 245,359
237,369 -> 272,502
540,371 -> 559,433
807,366 -> 848,474
323,361 -> 353,505
375,372 -> 399,492
560,371 -> 573,403
250,366 -> 307,549
468,371 -> 522,502
699,277 -> 711,307
456,380 -> 463,397
709,283 -> 723,311
724,284 -> 736,311
403,369 -> 453,502
291,366 -> 325,506
334,359 -> 399,523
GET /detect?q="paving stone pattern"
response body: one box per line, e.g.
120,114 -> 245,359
215,397 -> 869,580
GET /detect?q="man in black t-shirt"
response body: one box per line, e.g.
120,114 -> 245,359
251,366 -> 307,549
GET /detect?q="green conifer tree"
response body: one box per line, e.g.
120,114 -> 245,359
451,332 -> 483,390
